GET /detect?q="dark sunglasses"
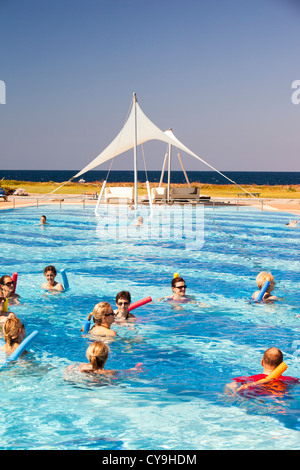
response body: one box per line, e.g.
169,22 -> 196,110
4,281 -> 14,287
117,301 -> 129,306
104,312 -> 114,317
0,297 -> 6,302
176,285 -> 187,289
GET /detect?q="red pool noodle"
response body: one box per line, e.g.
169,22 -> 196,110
12,272 -> 18,294
128,296 -> 152,312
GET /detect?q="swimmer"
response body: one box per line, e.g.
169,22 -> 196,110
41,265 -> 64,292
286,219 -> 297,228
252,271 -> 277,302
156,276 -> 204,309
65,341 -> 143,378
73,341 -> 116,376
160,277 -> 192,302
88,302 -> 116,337
114,291 -> 135,321
0,287 -> 15,324
0,275 -> 20,305
40,215 -> 50,225
132,216 -> 143,226
1,315 -> 26,355
225,347 -> 299,395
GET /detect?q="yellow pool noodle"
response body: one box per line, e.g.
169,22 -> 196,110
173,273 -> 179,278
262,362 -> 288,383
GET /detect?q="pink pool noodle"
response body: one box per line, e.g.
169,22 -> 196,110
128,296 -> 152,312
12,272 -> 18,294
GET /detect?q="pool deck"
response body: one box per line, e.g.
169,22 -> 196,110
0,194 -> 299,217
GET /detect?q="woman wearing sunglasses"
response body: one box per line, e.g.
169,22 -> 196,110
114,291 -> 136,321
88,302 -> 116,337
0,275 -> 20,305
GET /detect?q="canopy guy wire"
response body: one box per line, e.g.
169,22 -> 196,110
45,96 -> 135,199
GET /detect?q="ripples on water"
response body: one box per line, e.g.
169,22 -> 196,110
0,204 -> 299,450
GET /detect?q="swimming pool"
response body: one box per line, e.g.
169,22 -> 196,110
0,204 -> 299,450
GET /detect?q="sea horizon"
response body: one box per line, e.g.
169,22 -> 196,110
0,169 -> 299,186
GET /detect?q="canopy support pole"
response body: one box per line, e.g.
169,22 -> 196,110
133,93 -> 138,210
94,180 -> 107,216
167,143 -> 172,202
159,153 -> 168,188
146,180 -> 153,217
177,153 -> 191,188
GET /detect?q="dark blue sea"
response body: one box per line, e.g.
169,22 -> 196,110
0,170 -> 299,186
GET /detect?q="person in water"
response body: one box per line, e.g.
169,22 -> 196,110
157,276 -> 201,308
225,347 -> 298,395
65,340 -> 143,377
114,291 -> 135,321
252,271 -> 277,302
40,215 -> 50,225
75,341 -> 116,375
41,265 -> 64,292
132,216 -> 143,226
285,219 -> 297,228
0,287 -> 15,324
88,302 -> 116,337
0,275 -> 20,305
1,314 -> 26,355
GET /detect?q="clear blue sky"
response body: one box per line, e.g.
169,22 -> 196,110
0,0 -> 299,172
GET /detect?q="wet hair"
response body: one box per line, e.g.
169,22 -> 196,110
171,277 -> 185,288
263,347 -> 283,368
115,291 -> 131,304
90,302 -> 112,325
43,265 -> 57,276
0,275 -> 11,285
3,316 -> 24,347
86,341 -> 109,370
256,271 -> 274,290
0,286 -> 4,299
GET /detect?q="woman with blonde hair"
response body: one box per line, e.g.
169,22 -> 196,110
252,271 -> 277,302
88,302 -> 116,337
1,314 -> 26,355
65,340 -> 143,378
80,341 -> 115,375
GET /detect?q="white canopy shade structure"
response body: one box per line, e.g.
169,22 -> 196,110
50,93 -> 259,207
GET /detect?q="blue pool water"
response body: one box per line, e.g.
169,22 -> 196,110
0,204 -> 299,450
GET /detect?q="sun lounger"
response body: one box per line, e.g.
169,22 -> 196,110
170,187 -> 200,201
151,187 -> 167,202
104,186 -> 134,203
